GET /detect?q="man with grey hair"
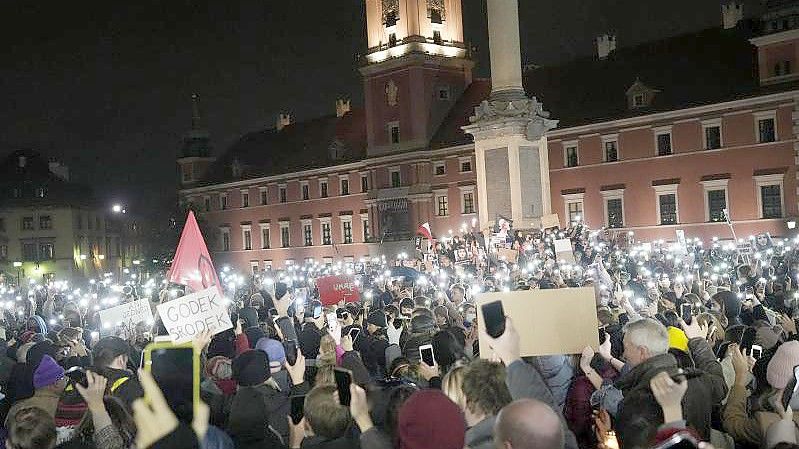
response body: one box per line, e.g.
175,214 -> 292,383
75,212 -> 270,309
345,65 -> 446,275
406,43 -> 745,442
493,398 -> 565,449
614,318 -> 726,448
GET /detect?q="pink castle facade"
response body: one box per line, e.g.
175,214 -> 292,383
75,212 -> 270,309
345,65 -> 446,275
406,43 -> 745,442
178,0 -> 799,274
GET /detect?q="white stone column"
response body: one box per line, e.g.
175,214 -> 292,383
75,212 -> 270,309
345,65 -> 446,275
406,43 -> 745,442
487,0 -> 524,97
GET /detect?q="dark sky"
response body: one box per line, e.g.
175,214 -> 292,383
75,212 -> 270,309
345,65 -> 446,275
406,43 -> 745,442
0,0 -> 761,222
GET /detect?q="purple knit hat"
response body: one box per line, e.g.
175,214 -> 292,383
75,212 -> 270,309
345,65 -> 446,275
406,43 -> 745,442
255,338 -> 286,368
34,355 -> 65,388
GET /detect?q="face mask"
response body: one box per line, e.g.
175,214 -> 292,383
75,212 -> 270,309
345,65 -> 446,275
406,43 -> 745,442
465,312 -> 477,323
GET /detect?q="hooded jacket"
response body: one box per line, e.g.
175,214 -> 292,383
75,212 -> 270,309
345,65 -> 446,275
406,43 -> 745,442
228,379 -> 309,446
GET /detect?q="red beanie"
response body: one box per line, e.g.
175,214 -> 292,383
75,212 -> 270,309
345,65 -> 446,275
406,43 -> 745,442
398,390 -> 466,449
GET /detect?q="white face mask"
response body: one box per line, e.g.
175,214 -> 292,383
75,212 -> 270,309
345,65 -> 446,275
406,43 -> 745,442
465,312 -> 477,323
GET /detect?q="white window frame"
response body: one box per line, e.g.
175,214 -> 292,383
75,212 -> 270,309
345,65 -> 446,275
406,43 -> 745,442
601,189 -> 625,228
219,193 -> 228,210
652,184 -> 680,225
433,161 -> 446,176
240,189 -> 250,208
319,179 -> 329,197
259,187 -> 268,205
220,227 -> 231,252
388,121 -> 400,145
562,192 -> 585,224
300,181 -> 310,200
241,224 -> 253,251
259,223 -> 271,249
339,175 -> 350,196
633,93 -> 645,107
301,219 -> 314,246
459,185 -> 476,215
459,156 -> 473,173
263,260 -> 273,271
653,126 -> 673,156
388,167 -> 401,187
279,221 -> 290,248
601,134 -> 619,162
434,189 -> 449,217
360,213 -> 370,242
701,118 -> 723,150
278,184 -> 288,203
754,173 -> 785,219
340,215 -> 353,244
319,217 -> 332,245
250,261 -> 260,275
360,173 -> 369,192
701,179 -> 730,222
562,140 -> 579,167
754,110 -> 778,143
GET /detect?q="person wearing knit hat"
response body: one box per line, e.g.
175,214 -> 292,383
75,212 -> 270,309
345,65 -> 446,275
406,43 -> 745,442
767,341 -> 799,389
398,389 -> 466,449
5,355 -> 66,426
367,310 -> 387,329
232,350 -> 271,387
667,326 -> 689,353
255,338 -> 286,372
204,356 -> 236,396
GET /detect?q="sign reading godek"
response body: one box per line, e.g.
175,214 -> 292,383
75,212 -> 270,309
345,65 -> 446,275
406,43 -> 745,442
156,287 -> 233,343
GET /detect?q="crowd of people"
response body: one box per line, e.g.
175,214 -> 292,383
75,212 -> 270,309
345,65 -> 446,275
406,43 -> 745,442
1,220 -> 799,449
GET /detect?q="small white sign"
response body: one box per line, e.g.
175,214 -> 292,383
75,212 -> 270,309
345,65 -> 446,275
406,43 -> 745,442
554,238 -> 575,263
98,299 -> 154,334
156,287 -> 232,344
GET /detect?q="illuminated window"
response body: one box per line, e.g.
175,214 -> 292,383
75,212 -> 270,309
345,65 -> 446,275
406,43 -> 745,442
321,221 -> 332,245
342,219 -> 353,244
436,193 -> 449,216
303,223 -> 313,246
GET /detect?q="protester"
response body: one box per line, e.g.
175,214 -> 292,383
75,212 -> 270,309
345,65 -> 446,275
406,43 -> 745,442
2,216 -> 799,449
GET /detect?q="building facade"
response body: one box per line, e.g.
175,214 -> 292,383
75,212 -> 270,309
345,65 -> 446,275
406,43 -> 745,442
179,0 -> 799,273
0,150 -> 124,283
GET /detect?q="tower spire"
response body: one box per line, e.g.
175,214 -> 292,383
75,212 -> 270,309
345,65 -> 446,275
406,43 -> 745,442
191,93 -> 202,130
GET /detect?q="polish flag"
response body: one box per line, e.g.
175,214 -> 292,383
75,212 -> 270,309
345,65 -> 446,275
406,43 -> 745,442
417,222 -> 434,241
168,211 -> 223,295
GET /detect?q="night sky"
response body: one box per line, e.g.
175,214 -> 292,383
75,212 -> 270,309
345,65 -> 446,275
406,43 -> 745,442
0,0 -> 762,224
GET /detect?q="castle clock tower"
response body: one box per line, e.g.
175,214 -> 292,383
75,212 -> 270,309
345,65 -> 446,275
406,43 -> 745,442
361,0 -> 474,156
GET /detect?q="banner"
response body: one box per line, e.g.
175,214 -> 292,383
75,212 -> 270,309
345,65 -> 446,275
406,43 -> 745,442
497,248 -> 518,264
476,288 -> 599,357
168,211 -> 223,296
98,299 -> 153,334
316,275 -> 360,306
156,287 -> 233,344
540,213 -> 560,229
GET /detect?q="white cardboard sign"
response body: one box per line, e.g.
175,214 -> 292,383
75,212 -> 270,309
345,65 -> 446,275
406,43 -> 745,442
98,299 -> 154,334
156,287 -> 232,343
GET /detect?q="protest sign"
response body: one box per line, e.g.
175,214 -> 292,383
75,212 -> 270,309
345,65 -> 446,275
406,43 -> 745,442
98,299 -> 153,335
553,238 -> 575,263
497,248 -> 518,263
156,287 -> 233,344
476,288 -> 599,358
316,275 -> 360,306
540,213 -> 560,229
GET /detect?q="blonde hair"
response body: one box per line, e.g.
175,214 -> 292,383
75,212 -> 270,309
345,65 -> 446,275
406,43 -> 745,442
442,365 -> 467,410
318,334 -> 337,366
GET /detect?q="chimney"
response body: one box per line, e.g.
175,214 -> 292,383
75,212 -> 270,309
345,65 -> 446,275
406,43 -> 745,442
335,99 -> 351,118
722,1 -> 744,29
48,160 -> 70,181
276,113 -> 292,131
596,33 -> 617,59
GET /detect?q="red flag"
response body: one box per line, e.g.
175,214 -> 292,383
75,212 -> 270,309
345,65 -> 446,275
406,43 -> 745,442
168,211 -> 223,295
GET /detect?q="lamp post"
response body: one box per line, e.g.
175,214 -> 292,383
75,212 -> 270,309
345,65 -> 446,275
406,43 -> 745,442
13,261 -> 22,286
111,203 -> 128,276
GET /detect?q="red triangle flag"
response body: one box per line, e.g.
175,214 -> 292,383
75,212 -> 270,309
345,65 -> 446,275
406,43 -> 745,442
168,211 -> 223,295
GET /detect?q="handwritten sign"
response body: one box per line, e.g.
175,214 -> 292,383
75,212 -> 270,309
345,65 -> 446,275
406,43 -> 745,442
316,275 -> 360,306
156,287 -> 232,343
553,238 -> 575,263
98,299 -> 154,335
